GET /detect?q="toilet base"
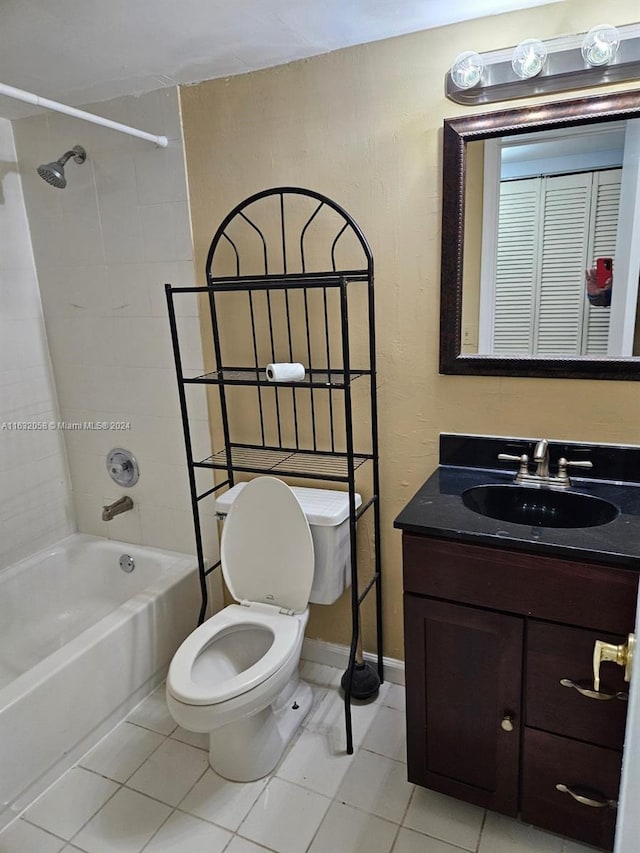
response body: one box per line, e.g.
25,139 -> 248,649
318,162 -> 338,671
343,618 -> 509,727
208,676 -> 313,781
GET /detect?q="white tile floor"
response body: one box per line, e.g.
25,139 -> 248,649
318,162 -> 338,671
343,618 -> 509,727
0,664 -> 599,853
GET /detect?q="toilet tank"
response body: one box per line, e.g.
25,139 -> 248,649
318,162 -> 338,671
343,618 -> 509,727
215,482 -> 362,605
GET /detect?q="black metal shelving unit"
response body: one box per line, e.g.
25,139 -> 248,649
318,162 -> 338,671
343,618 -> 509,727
166,187 -> 382,753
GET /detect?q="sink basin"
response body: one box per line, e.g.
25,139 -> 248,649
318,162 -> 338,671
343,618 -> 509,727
462,485 -> 619,529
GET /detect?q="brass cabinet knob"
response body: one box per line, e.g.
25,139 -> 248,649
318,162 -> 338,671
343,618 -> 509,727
501,714 -> 514,732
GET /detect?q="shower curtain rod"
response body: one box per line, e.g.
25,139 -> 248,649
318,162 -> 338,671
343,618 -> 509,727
0,82 -> 168,148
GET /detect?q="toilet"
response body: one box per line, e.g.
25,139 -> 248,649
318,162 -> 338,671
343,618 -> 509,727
166,476 -> 317,782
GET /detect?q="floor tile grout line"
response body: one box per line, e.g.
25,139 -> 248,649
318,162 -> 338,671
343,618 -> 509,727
23,769 -> 125,849
15,761 -> 126,846
296,783 -> 334,853
16,817 -> 70,845
136,801 -> 181,853
390,781 -> 417,852
329,790 -> 415,829
395,785 -> 483,853
78,722 -> 174,786
475,808 -> 488,852
3,671 -> 559,853
136,752 -> 214,853
223,833 -> 278,853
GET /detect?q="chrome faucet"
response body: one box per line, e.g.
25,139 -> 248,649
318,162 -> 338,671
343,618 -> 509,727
102,495 -> 134,521
533,438 -> 550,478
498,439 -> 593,489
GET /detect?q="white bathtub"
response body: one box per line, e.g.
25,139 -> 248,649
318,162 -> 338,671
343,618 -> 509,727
0,534 -> 199,826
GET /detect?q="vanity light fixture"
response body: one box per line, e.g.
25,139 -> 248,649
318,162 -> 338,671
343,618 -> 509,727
581,24 -> 620,66
450,51 -> 485,89
446,21 -> 640,105
511,39 -> 547,79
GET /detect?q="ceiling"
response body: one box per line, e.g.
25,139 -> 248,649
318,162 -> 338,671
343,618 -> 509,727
0,0 -> 562,119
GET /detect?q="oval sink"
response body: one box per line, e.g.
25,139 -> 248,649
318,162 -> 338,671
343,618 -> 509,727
462,485 -> 619,529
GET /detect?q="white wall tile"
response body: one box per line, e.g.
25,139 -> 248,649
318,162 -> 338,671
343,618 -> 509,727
134,144 -> 187,206
38,265 -> 111,318
0,117 -> 74,568
140,201 -> 192,263
106,264 -> 152,316
13,88 -> 214,573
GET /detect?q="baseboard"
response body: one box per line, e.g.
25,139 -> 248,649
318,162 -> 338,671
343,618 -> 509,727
301,637 -> 405,686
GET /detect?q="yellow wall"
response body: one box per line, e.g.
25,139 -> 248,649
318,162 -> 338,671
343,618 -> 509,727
180,0 -> 640,660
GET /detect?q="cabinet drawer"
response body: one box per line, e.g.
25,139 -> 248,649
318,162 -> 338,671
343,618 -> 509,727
522,728 -> 620,851
402,534 -> 638,632
526,621 -> 629,750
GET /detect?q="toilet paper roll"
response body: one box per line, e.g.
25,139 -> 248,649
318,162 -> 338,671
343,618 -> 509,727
265,362 -> 306,382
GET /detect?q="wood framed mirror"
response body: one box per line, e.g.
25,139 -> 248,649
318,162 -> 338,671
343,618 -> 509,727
440,90 -> 640,380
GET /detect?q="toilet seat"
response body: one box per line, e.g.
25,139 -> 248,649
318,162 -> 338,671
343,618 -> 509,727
220,476 -> 315,614
168,477 -> 315,708
167,604 -> 302,705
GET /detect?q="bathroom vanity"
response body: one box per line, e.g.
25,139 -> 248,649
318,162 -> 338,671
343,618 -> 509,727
395,435 -> 640,851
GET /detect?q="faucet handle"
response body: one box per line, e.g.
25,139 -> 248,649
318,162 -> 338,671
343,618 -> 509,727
557,458 -> 593,481
498,453 -> 529,480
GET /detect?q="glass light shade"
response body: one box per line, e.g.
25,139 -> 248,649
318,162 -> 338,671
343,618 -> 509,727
450,51 -> 484,90
511,39 -> 547,79
581,25 -> 620,66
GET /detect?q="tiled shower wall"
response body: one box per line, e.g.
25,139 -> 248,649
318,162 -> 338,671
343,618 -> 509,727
0,118 -> 74,567
12,88 -> 219,566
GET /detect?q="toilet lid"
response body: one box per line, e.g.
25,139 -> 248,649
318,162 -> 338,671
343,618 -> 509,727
221,477 -> 315,613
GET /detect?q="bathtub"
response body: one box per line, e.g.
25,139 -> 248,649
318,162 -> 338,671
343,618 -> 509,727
0,534 -> 199,826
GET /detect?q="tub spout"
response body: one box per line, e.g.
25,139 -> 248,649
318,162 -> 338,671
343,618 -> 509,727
102,495 -> 134,521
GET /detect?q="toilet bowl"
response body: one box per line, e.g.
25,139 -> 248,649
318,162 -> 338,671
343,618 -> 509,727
166,476 -> 316,781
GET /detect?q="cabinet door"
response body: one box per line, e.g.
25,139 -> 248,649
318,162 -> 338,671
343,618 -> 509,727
404,595 -> 523,815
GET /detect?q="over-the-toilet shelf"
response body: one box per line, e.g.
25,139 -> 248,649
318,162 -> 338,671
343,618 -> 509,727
165,186 -> 383,754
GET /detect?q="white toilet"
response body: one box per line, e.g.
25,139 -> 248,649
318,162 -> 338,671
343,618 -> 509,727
166,476 -> 317,782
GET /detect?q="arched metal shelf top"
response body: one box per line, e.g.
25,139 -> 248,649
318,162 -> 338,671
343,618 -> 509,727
205,186 -> 373,284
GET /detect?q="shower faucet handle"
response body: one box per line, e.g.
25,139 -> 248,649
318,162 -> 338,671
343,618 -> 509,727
106,448 -> 139,487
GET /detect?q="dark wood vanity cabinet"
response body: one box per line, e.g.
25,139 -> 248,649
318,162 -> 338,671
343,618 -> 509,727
402,533 -> 638,851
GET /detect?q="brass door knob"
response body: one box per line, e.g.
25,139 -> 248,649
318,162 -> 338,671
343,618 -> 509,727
593,633 -> 635,691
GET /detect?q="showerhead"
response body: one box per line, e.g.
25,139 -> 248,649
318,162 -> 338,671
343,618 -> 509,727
37,145 -> 86,189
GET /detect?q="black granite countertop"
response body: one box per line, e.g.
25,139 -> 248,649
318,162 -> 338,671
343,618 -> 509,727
393,435 -> 640,571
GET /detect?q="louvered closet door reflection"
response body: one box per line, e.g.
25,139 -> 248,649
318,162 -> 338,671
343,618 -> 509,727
536,173 -> 591,355
584,169 -> 621,355
494,170 -> 619,356
493,178 -> 539,354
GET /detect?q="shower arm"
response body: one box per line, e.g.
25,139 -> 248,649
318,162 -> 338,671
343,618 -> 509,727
0,82 -> 168,148
57,148 -> 80,167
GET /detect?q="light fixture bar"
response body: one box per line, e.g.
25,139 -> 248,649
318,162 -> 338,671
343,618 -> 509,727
446,24 -> 640,105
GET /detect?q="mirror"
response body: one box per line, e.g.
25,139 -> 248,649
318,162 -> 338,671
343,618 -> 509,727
440,90 -> 640,379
